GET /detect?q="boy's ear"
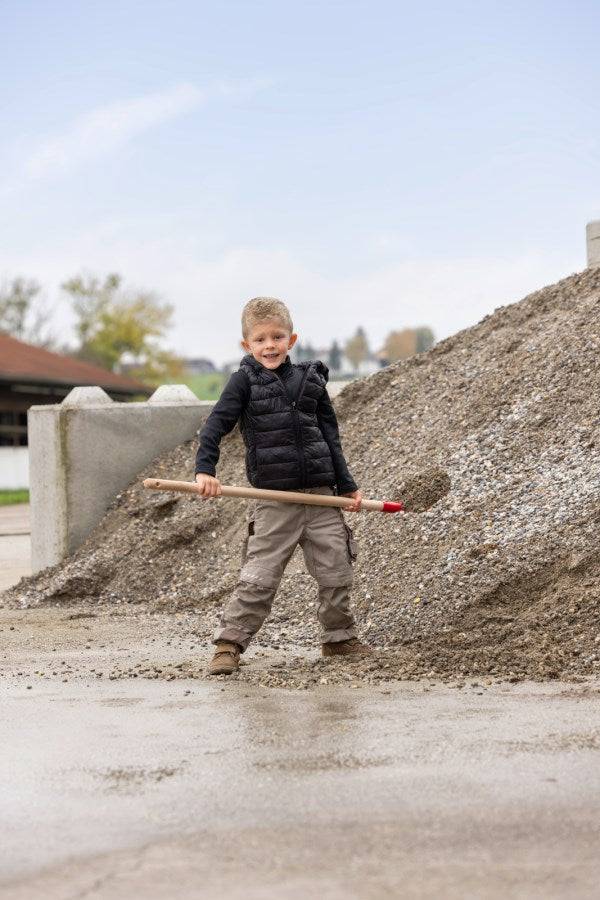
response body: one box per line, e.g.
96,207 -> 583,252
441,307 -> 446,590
287,333 -> 298,349
240,339 -> 250,353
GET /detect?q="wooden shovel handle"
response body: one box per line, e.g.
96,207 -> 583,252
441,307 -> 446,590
142,479 -> 403,513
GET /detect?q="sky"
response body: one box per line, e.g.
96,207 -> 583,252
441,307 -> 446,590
2,0 -> 599,364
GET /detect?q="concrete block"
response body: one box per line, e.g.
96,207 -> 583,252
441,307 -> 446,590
28,386 -> 215,573
61,386 -> 113,407
148,384 -> 200,404
587,220 -> 600,267
28,407 -> 66,570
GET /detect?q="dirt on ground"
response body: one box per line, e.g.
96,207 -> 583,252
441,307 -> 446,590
4,606 -> 600,691
2,267 -> 600,685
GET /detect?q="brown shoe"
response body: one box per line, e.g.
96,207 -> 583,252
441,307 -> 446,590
322,637 -> 373,657
208,641 -> 241,675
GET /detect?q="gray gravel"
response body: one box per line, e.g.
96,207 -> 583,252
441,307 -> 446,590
3,267 -> 600,684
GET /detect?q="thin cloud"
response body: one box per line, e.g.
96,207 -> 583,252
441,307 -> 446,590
3,79 -> 265,195
24,83 -> 204,182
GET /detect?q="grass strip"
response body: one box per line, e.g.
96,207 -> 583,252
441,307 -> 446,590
0,489 -> 29,506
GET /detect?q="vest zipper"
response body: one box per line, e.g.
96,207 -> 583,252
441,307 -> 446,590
292,365 -> 312,488
274,364 -> 312,489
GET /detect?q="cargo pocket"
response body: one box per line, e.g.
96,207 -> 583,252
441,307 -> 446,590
241,502 -> 257,563
343,521 -> 358,563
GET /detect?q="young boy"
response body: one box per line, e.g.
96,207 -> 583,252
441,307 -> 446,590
195,297 -> 371,675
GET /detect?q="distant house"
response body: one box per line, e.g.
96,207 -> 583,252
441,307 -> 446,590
290,344 -> 383,377
183,357 -> 216,375
0,333 -> 150,455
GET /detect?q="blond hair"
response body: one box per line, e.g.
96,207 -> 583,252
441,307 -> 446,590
241,297 -> 293,338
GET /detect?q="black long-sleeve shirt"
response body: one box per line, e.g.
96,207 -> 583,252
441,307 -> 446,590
195,357 -> 358,494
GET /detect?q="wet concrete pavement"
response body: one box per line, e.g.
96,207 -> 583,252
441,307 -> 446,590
1,676 -> 600,899
0,504 -> 30,593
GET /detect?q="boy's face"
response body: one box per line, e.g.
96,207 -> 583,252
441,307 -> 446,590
241,317 -> 297,370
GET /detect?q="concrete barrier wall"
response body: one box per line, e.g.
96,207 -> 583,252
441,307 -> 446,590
28,385 -> 215,574
587,220 -> 600,267
0,447 -> 30,490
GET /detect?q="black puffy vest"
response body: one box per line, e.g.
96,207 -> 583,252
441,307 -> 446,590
239,355 -> 336,490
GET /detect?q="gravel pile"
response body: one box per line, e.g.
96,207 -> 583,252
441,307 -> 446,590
4,268 -> 600,683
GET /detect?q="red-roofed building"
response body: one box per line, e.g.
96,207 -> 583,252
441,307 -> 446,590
0,333 -> 151,447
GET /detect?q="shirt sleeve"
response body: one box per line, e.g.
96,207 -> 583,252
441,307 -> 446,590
316,389 -> 358,494
194,371 -> 250,476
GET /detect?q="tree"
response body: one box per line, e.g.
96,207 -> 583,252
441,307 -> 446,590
0,277 -> 54,347
295,341 -> 316,362
380,329 -> 416,363
61,273 -> 183,384
379,326 -> 435,364
63,272 -> 120,351
328,339 -> 342,372
344,327 -> 369,371
415,326 -> 435,354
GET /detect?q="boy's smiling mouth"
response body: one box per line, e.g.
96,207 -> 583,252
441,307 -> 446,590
260,350 -> 285,367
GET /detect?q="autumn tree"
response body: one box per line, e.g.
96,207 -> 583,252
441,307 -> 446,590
0,277 -> 54,347
344,327 -> 369,371
380,326 -> 435,363
380,329 -> 416,363
61,273 -> 183,384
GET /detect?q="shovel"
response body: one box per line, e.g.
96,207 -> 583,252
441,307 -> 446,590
143,478 -> 404,513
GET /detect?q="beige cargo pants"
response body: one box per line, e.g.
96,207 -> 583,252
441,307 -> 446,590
215,487 -> 358,649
